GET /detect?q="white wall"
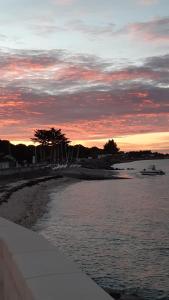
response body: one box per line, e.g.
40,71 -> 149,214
0,218 -> 114,300
0,162 -> 10,170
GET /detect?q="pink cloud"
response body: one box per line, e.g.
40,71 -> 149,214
123,17 -> 169,42
0,49 -> 168,150
66,17 -> 169,43
53,65 -> 159,82
0,85 -> 168,143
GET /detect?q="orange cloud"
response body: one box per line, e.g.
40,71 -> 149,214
0,61 -> 52,81
53,65 -> 159,83
0,100 -> 24,107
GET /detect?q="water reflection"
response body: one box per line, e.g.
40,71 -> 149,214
35,159 -> 169,300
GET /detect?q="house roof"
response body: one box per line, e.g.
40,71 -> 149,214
0,154 -> 16,162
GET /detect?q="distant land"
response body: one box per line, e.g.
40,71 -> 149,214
0,136 -> 168,171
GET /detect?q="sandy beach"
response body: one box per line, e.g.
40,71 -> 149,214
0,176 -> 78,228
0,167 -> 130,228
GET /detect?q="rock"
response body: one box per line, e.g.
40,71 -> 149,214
104,288 -> 121,299
104,288 -> 145,300
120,295 -> 144,300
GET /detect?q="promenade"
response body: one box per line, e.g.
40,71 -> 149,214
0,217 -> 114,300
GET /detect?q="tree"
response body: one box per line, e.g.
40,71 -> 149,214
32,129 -> 49,146
32,128 -> 69,163
32,129 -> 49,161
103,139 -> 119,154
89,146 -> 102,158
0,140 -> 12,155
13,144 -> 33,164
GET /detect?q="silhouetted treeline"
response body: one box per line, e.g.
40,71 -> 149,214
123,150 -> 169,160
0,137 -> 168,166
0,129 -> 121,165
0,140 -> 36,165
0,139 -> 106,165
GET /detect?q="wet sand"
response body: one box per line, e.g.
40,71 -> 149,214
0,176 -> 78,228
61,167 -> 131,180
0,167 -> 131,228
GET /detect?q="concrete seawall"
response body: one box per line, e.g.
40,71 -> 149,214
0,217 -> 114,300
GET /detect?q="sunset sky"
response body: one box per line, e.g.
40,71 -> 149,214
0,0 -> 169,152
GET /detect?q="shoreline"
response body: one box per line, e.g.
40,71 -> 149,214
0,169 -> 154,300
0,176 -> 78,228
0,165 -> 133,228
0,166 -> 129,228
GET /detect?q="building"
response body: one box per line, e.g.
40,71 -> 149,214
0,155 -> 16,169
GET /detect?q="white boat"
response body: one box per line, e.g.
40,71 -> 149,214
140,165 -> 165,175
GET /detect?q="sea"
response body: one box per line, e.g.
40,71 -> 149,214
34,159 -> 169,300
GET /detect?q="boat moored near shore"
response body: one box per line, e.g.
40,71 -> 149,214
140,165 -> 165,175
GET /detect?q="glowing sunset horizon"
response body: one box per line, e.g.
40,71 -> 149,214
8,131 -> 169,154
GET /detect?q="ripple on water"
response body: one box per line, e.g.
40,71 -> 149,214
35,160 -> 169,300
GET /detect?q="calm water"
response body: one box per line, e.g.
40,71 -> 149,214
35,160 -> 169,300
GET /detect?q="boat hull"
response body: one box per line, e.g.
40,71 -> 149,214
140,171 -> 165,175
